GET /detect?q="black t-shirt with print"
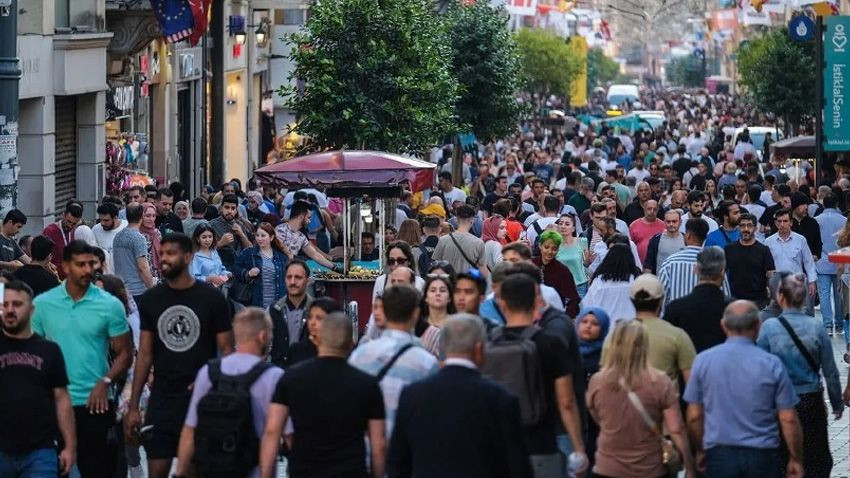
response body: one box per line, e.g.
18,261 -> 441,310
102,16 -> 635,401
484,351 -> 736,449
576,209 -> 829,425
139,280 -> 231,396
0,235 -> 24,264
273,357 -> 385,477
0,333 -> 68,453
502,326 -> 574,455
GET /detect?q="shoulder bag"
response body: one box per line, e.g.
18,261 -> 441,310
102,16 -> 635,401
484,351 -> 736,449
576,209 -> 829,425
229,252 -> 257,306
448,233 -> 479,269
620,377 -> 683,477
776,315 -> 820,376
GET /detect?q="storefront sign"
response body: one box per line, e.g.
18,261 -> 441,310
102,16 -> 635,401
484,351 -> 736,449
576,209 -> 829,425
824,16 -> 850,151
106,85 -> 135,120
178,47 -> 202,81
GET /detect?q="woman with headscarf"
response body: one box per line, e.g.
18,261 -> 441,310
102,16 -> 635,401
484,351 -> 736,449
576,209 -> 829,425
174,200 -> 190,221
139,202 -> 161,281
576,306 -> 611,473
480,215 -> 507,272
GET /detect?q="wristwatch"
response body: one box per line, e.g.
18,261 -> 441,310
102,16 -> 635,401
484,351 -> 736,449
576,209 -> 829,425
100,376 -> 113,385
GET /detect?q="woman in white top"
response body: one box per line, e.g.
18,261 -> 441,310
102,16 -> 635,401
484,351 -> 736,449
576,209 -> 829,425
581,244 -> 641,327
480,215 -> 507,272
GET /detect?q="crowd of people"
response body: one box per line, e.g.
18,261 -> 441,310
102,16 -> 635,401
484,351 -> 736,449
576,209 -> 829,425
1,87 -> 850,478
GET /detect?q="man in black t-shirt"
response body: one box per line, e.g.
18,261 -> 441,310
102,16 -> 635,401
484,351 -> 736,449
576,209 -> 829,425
125,233 -> 234,478
260,312 -> 386,478
13,235 -> 60,297
0,280 -> 75,476
495,273 -> 588,475
725,213 -> 776,309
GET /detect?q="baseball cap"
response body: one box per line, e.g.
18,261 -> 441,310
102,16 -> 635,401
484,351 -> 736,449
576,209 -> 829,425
630,273 -> 664,301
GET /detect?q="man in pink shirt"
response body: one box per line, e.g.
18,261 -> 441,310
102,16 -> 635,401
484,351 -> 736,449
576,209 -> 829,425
629,199 -> 666,263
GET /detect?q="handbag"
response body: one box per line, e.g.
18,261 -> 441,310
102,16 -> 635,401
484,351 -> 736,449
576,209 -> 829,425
620,377 -> 683,477
229,253 -> 257,306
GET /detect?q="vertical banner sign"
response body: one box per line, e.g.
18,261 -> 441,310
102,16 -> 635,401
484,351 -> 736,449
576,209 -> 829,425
569,36 -> 588,108
824,16 -> 850,151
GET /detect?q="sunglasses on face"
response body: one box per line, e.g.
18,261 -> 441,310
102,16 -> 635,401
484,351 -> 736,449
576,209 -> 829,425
387,258 -> 408,265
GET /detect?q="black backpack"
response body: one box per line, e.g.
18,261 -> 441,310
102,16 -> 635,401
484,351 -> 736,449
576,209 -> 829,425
481,326 -> 548,425
417,243 -> 435,278
193,359 -> 272,478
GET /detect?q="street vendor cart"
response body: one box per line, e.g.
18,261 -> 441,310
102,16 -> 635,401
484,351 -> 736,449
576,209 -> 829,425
254,150 -> 436,336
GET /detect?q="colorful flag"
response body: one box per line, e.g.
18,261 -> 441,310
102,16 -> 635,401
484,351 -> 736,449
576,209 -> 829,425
187,0 -> 212,46
150,0 -> 194,43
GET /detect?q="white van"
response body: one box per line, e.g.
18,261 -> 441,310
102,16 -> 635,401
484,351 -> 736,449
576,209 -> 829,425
607,84 -> 640,107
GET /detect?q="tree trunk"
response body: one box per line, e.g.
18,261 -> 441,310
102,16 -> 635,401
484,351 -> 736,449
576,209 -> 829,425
452,134 -> 463,187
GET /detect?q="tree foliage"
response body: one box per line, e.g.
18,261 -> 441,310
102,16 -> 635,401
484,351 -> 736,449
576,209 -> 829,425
586,47 -> 620,91
282,0 -> 458,152
737,27 -> 815,130
665,55 -> 706,88
444,1 -> 525,141
514,28 -> 583,98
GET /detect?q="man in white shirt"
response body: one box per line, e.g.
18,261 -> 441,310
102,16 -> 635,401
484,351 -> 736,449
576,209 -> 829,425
680,190 -> 718,234
438,171 -> 467,208
764,208 -> 817,315
525,196 -> 562,246
92,202 -> 127,274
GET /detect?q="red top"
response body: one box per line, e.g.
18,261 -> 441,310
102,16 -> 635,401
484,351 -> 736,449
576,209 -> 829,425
42,222 -> 75,279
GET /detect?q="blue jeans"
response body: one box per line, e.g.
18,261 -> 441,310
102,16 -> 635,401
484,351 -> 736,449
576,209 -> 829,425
816,274 -> 843,329
705,446 -> 782,478
0,448 -> 58,478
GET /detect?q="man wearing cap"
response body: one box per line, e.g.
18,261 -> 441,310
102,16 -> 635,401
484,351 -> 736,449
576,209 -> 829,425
603,273 -> 696,389
789,191 -> 823,262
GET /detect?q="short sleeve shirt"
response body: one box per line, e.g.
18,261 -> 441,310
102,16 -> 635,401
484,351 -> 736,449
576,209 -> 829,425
138,281 -> 232,395
113,227 -> 150,296
275,223 -> 309,256
0,235 -> 24,263
32,285 -> 129,406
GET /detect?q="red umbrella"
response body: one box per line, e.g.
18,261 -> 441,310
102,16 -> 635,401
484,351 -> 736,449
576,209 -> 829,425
254,150 -> 437,192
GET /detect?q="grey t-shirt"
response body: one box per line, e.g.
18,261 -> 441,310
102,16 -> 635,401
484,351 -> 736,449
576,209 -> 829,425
0,235 -> 24,264
113,227 -> 149,296
432,231 -> 485,274
657,233 -> 686,269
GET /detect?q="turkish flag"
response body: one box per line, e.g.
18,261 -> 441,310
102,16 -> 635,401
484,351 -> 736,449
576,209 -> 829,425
187,0 -> 211,46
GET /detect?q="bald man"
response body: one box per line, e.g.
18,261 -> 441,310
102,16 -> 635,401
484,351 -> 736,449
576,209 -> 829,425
389,266 -> 416,286
629,199 -> 666,263
260,313 -> 387,478
175,307 -> 283,478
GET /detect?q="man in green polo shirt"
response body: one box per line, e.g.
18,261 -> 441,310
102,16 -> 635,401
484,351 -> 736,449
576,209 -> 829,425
32,240 -> 133,478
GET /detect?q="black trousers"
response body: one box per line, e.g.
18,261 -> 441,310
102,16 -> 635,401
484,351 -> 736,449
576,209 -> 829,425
73,405 -> 117,478
781,391 -> 832,478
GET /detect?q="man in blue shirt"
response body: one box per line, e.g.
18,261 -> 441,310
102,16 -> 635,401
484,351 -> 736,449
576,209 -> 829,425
704,200 -> 740,249
814,194 -> 846,336
684,300 -> 803,478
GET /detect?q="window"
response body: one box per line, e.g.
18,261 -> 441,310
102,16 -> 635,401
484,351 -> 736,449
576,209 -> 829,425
55,0 -> 70,29
277,9 -> 304,26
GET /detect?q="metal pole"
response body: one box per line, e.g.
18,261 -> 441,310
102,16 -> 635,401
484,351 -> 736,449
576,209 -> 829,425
246,0 -> 255,175
0,0 -> 20,212
816,15 -> 824,187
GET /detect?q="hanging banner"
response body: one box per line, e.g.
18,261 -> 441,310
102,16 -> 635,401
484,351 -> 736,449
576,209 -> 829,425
569,36 -> 588,108
505,0 -> 538,17
824,16 -> 850,151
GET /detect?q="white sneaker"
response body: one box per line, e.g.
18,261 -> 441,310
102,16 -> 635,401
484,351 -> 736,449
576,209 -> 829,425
129,465 -> 143,478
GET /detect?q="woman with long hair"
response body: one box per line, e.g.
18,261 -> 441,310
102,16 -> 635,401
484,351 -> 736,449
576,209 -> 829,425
189,224 -> 230,287
418,275 -> 456,357
139,203 -> 161,281
704,179 -> 721,216
371,241 -> 424,303
556,213 -> 590,298
397,219 -> 422,247
581,243 -> 641,325
480,215 -> 507,272
757,273 -> 844,478
588,320 -> 695,478
533,230 -> 580,317
233,222 -> 288,309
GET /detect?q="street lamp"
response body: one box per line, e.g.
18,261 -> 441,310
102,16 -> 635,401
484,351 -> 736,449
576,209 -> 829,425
234,31 -> 247,45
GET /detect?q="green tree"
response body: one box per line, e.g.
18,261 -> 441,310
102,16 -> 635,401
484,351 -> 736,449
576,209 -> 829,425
282,0 -> 458,152
737,27 -> 815,134
586,47 -> 619,91
444,0 -> 525,141
515,28 -> 583,98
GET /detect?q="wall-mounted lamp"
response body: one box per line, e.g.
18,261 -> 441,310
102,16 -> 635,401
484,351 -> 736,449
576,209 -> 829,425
226,85 -> 237,106
254,19 -> 271,47
234,32 -> 247,45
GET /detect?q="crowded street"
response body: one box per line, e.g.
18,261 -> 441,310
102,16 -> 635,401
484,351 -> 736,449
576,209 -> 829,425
7,0 -> 850,478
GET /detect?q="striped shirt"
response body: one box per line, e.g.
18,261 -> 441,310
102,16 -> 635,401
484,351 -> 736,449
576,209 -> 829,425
658,246 -> 731,308
349,329 -> 439,438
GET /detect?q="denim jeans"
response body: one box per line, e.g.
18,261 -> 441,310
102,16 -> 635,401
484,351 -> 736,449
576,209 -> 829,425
816,274 -> 843,329
704,446 -> 782,478
0,448 -> 58,478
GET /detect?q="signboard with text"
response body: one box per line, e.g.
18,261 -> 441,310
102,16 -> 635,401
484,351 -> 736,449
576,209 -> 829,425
824,16 -> 850,151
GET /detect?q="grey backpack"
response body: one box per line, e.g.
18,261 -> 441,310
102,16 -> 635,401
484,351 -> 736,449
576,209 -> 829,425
482,325 -> 547,425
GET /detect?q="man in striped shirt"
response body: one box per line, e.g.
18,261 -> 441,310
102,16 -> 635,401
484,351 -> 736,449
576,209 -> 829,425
349,285 -> 439,438
659,218 -> 730,309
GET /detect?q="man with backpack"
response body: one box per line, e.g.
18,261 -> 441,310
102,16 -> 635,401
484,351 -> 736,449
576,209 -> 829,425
413,216 -> 441,278
125,234 -> 235,478
174,307 -> 283,478
432,205 -> 485,274
350,285 -> 439,437
483,273 -> 587,477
